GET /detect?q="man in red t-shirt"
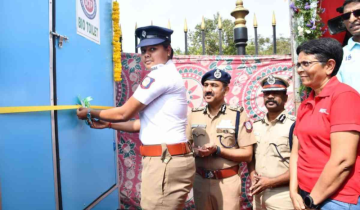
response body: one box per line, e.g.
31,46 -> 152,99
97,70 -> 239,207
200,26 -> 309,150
290,38 -> 360,210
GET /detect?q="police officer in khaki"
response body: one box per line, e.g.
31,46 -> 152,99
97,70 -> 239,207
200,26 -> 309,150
248,75 -> 295,210
186,69 -> 256,210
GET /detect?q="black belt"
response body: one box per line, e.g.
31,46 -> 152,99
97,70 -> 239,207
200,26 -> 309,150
298,187 -> 310,200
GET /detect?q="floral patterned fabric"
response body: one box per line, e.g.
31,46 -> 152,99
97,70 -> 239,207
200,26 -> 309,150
116,54 -> 294,210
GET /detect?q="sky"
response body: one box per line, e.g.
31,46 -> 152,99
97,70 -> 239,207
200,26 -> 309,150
118,0 -> 291,53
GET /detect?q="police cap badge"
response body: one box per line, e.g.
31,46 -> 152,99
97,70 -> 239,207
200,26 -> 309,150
201,69 -> 231,85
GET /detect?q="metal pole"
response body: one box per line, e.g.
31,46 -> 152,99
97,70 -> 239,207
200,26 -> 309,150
231,0 -> 249,55
202,30 -> 205,55
254,27 -> 258,55
272,12 -> 277,54
201,16 -> 205,55
219,29 -> 223,55
184,19 -> 188,55
135,36 -> 138,53
273,25 -> 277,54
254,14 -> 258,55
135,23 -> 138,53
120,37 -> 123,52
185,32 -> 188,55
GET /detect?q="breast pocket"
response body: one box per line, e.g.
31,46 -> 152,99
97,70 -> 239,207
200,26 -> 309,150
192,128 -> 208,146
217,129 -> 238,148
269,136 -> 290,159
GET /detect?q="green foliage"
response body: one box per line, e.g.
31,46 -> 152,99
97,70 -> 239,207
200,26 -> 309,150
290,0 -> 326,96
186,13 -> 291,56
188,13 -> 236,55
174,47 -> 184,55
290,0 -> 326,45
246,35 -> 291,55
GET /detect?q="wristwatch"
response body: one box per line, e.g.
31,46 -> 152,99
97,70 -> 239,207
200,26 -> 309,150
212,145 -> 221,156
304,195 -> 320,209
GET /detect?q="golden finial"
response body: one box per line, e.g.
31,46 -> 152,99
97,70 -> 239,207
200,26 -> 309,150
168,19 -> 171,29
151,20 -> 153,25
253,14 -> 258,28
272,11 -> 276,26
201,16 -> 205,30
218,15 -> 222,30
135,22 -> 137,29
231,0 -> 249,28
184,19 -> 188,32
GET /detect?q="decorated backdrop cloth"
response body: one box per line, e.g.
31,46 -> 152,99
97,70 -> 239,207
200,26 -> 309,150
116,54 -> 294,210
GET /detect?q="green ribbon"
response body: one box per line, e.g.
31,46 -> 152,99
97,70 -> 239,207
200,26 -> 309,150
78,96 -> 93,108
78,96 -> 94,127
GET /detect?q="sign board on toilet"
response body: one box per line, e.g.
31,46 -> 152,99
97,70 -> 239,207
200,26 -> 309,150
76,0 -> 100,44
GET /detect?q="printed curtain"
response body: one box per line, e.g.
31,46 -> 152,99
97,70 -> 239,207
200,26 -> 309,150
116,53 -> 294,210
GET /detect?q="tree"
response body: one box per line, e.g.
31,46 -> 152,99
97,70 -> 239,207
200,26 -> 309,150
188,13 -> 236,55
186,13 -> 291,56
246,35 -> 291,55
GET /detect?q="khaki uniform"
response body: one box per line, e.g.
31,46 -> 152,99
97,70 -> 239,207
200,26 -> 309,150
141,152 -> 195,210
186,104 -> 256,210
252,110 -> 295,210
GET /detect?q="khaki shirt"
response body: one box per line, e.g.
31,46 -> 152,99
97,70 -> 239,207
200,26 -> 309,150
186,104 -> 256,170
253,110 -> 296,178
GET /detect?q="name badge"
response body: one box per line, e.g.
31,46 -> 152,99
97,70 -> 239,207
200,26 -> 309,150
191,124 -> 206,128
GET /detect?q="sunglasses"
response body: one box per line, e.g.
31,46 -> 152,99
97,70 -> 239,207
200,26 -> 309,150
341,9 -> 360,21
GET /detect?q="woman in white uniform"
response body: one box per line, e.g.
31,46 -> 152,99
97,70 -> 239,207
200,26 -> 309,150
77,26 -> 195,210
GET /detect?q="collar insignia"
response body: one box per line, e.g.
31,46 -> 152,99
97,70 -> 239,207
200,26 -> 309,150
220,104 -> 226,114
203,105 -> 208,114
278,114 -> 286,123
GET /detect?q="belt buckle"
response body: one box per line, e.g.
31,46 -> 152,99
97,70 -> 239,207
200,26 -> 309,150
187,141 -> 193,153
205,171 -> 215,179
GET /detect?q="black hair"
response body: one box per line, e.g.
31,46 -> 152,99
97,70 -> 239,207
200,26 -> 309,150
296,38 -> 343,77
221,82 -> 229,88
343,0 -> 360,10
162,41 -> 174,59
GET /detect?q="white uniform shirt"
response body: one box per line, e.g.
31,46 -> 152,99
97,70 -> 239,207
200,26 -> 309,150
133,60 -> 188,145
337,38 -> 360,93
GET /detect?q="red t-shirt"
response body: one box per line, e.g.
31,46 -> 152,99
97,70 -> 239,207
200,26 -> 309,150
295,77 -> 360,204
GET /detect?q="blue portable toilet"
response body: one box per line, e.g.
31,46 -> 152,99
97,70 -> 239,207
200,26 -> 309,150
0,0 -> 119,209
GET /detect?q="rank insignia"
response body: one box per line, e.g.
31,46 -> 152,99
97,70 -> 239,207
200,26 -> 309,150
279,114 -> 286,123
140,76 -> 155,89
244,121 -> 253,133
214,69 -> 222,79
267,74 -> 276,85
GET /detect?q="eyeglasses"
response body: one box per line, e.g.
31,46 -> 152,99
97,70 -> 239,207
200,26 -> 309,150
341,9 -> 360,21
295,61 -> 325,70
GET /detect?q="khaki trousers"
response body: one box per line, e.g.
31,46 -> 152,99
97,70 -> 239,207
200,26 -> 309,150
140,153 -> 195,210
193,173 -> 241,210
253,186 -> 294,210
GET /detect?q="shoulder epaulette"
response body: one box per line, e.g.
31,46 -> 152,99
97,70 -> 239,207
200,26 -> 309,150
253,118 -> 264,124
228,105 -> 244,112
192,106 -> 206,112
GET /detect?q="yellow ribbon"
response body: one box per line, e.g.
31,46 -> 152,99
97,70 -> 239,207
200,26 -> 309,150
0,105 -> 112,114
